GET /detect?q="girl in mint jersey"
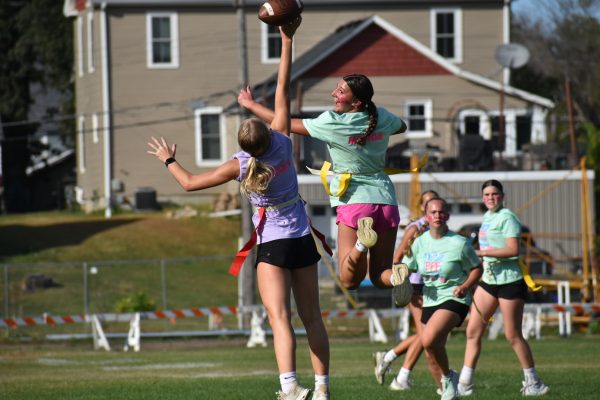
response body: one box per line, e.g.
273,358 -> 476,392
238,74 -> 407,297
149,19 -> 331,400
458,180 -> 548,397
403,197 -> 482,400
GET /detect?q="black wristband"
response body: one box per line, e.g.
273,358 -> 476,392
164,157 -> 176,167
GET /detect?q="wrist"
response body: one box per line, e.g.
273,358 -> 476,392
164,157 -> 176,167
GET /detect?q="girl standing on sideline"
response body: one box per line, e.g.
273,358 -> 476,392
238,74 -> 408,299
457,180 -> 548,397
147,19 -> 330,400
401,197 -> 482,400
373,190 -> 442,393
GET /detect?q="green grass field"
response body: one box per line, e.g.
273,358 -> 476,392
1,336 -> 599,399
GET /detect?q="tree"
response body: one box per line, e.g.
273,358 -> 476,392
0,0 -> 73,213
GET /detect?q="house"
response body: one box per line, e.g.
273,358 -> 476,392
65,0 -> 555,215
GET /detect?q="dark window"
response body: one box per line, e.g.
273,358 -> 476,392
408,104 -> 426,131
516,115 -> 532,150
436,12 -> 455,58
152,17 -> 172,63
465,116 -> 480,135
267,25 -> 281,59
200,114 -> 221,160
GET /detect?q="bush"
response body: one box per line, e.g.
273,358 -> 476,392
114,292 -> 156,313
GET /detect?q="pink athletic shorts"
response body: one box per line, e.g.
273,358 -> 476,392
336,203 -> 400,232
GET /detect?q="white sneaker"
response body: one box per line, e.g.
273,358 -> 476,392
521,378 -> 549,396
440,370 -> 459,400
390,263 -> 409,286
276,384 -> 311,400
389,377 -> 413,391
373,351 -> 391,385
311,384 -> 329,400
457,381 -> 474,396
357,217 -> 377,248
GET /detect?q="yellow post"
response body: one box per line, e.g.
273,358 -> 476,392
580,157 -> 591,301
409,154 -> 421,220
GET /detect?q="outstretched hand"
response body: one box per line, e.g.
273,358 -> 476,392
280,16 -> 302,39
147,136 -> 176,164
237,86 -> 255,109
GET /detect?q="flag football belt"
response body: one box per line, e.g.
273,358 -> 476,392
485,259 -> 542,292
307,154 -> 428,198
228,195 -> 332,276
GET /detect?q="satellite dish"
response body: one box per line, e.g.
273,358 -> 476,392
495,43 -> 530,68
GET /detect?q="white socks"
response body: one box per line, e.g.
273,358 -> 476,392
459,366 -> 474,384
280,371 -> 297,393
523,367 -> 539,382
397,367 -> 411,382
355,240 -> 367,253
315,374 -> 329,390
384,349 -> 398,363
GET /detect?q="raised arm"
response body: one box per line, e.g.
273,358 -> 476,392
269,19 -> 299,135
147,136 -> 239,191
393,224 -> 418,264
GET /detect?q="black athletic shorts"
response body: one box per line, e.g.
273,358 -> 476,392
479,279 -> 527,300
255,234 -> 320,269
421,300 -> 470,327
412,283 -> 424,296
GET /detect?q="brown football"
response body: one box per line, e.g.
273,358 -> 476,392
258,0 -> 303,26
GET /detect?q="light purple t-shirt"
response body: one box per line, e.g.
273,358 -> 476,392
406,217 -> 428,285
232,130 -> 311,244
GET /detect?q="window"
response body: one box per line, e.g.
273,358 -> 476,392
516,115 -> 532,151
77,115 -> 86,173
87,12 -> 95,73
431,8 -> 462,63
77,16 -> 84,76
92,113 -> 99,143
404,100 -> 433,138
261,23 -> 282,63
195,107 -> 225,166
146,12 -> 179,68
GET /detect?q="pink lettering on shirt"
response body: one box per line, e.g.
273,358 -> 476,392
273,159 -> 291,175
348,131 -> 383,145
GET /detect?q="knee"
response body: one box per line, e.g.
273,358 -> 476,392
340,276 -> 360,290
504,331 -> 524,346
465,324 -> 483,341
297,308 -> 322,328
264,306 -> 291,325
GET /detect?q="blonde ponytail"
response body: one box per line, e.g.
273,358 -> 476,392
240,156 -> 274,196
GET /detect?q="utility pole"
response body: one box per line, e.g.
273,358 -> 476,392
565,76 -> 578,167
235,0 -> 255,329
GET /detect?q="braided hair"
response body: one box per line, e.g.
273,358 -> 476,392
238,118 -> 274,196
343,74 -> 378,145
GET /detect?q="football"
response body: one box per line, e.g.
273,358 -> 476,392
258,0 -> 303,26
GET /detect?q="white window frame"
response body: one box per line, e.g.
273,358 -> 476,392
261,23 -> 295,64
77,15 -> 84,76
92,113 -> 99,143
146,12 -> 179,69
87,12 -> 95,73
77,115 -> 86,173
194,107 -> 226,167
430,8 -> 463,63
404,100 -> 433,139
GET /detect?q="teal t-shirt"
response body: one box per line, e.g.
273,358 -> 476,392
302,107 -> 404,207
479,208 -> 523,285
404,231 -> 481,307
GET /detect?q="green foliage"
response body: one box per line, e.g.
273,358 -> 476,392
114,292 -> 156,313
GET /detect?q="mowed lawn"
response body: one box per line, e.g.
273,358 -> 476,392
1,336 -> 599,399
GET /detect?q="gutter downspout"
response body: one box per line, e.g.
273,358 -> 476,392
503,0 -> 511,85
100,2 -> 112,218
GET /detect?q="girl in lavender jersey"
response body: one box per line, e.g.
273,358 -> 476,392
148,19 -> 330,400
373,190 -> 442,394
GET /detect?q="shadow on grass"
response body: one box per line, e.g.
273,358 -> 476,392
0,218 -> 140,259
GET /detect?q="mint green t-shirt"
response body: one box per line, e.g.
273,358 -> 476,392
479,207 -> 523,285
404,231 -> 481,307
302,107 -> 404,207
